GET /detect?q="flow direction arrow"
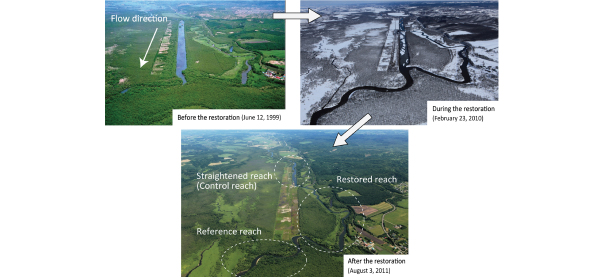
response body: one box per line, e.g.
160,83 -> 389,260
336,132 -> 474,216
139,28 -> 158,68
273,8 -> 321,23
333,114 -> 372,147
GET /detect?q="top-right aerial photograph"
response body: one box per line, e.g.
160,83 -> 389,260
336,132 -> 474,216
301,1 -> 498,125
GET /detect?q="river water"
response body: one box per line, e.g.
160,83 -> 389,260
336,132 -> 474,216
310,18 -> 472,125
241,60 -> 252,84
292,163 -> 297,186
176,20 -> 187,84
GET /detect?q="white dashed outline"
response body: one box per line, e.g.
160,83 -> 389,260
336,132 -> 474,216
220,238 -> 307,277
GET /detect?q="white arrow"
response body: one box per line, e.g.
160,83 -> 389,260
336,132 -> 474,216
139,28 -> 158,68
273,8 -> 321,23
333,114 -> 372,147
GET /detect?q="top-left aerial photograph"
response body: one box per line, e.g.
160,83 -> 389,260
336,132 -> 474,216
105,1 -> 286,125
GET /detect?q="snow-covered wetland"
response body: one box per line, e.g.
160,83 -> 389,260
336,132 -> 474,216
301,1 -> 498,125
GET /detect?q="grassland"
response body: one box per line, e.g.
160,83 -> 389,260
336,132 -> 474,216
279,151 -> 298,157
367,225 -> 385,237
370,202 -> 393,214
397,198 -> 409,209
337,190 -> 361,197
260,50 -> 285,60
374,206 -> 409,239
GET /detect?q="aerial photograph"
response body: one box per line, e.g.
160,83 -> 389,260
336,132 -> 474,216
181,130 -> 409,276
105,1 -> 286,125
301,1 -> 498,125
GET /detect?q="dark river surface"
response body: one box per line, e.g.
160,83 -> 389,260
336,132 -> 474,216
176,20 -> 187,84
309,18 -> 472,125
241,60 -> 252,84
292,163 -> 297,186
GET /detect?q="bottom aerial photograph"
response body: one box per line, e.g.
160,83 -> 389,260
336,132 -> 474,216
181,130 -> 409,276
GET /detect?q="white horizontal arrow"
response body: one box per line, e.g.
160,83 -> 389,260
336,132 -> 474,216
333,114 -> 372,147
273,8 -> 321,23
139,28 -> 158,68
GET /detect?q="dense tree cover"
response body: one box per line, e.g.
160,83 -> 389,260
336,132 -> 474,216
105,18 -> 176,99
245,242 -> 347,276
280,131 -> 408,205
105,77 -> 284,125
298,188 -> 338,241
228,240 -> 302,275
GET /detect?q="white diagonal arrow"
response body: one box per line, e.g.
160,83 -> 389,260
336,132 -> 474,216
139,28 -> 158,68
273,8 -> 321,23
333,114 -> 372,147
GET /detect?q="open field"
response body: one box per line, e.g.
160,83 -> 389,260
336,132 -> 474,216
279,151 -> 298,157
375,206 -> 409,239
367,225 -> 385,237
370,202 -> 393,214
260,50 -> 285,60
337,189 -> 360,197
352,205 -> 378,216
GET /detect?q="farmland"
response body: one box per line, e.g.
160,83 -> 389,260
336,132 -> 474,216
105,1 -> 285,125
181,130 -> 408,276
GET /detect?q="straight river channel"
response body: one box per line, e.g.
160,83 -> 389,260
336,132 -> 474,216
241,60 -> 252,84
176,20 -> 187,84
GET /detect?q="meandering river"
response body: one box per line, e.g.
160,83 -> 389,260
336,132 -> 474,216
310,19 -> 472,125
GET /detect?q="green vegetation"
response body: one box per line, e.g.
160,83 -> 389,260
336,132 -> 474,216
222,240 -> 304,276
370,202 -> 393,214
187,36 -> 236,75
384,207 -> 409,239
279,151 -> 298,157
397,198 -> 409,209
181,130 -> 408,276
105,2 -> 285,125
337,190 -> 361,197
367,225 -> 385,236
283,131 -> 408,206
105,19 -> 177,99
298,188 -> 338,242
185,240 -> 220,276
260,50 -> 285,60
